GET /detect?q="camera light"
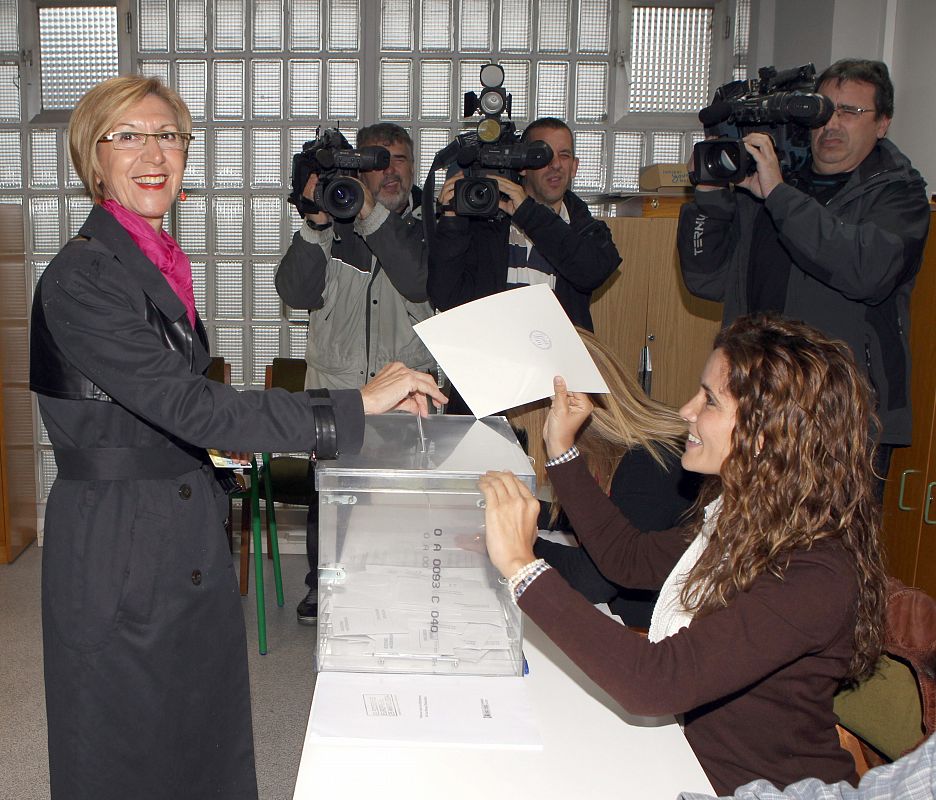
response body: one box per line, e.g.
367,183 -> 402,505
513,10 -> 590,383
479,63 -> 505,89
480,88 -> 505,116
477,117 -> 502,143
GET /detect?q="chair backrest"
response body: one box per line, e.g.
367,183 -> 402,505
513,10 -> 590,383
884,578 -> 936,738
834,578 -> 936,766
205,356 -> 230,385
265,358 -> 307,392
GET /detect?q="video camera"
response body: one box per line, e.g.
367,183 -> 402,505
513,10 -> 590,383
690,63 -> 834,185
288,127 -> 390,221
438,64 -> 553,218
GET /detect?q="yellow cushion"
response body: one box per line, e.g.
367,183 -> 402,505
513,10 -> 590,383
834,654 -> 923,760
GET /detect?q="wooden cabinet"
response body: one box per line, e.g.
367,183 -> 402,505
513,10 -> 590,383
882,208 -> 936,595
0,203 -> 38,563
591,196 -> 723,410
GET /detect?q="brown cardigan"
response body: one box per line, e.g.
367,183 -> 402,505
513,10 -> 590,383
520,457 -> 860,794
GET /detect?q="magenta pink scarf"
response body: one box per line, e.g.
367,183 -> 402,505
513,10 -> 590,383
102,199 -> 197,328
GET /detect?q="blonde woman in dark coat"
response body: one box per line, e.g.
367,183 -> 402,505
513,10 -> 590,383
30,75 -> 444,800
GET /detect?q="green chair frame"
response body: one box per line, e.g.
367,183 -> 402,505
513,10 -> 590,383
231,457 -> 284,655
206,357 -> 284,655
256,360 -> 312,608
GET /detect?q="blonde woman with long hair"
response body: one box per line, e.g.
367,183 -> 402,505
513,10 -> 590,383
508,329 -> 698,627
481,314 -> 887,795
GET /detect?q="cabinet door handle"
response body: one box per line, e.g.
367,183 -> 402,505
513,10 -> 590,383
925,482 -> 936,525
898,469 -> 922,510
638,345 -> 653,396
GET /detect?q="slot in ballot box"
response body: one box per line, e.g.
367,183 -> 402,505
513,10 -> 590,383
315,414 -> 535,677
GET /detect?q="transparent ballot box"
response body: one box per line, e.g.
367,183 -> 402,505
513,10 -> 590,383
315,414 -> 535,677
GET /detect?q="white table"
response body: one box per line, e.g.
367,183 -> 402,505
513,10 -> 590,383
293,617 -> 715,800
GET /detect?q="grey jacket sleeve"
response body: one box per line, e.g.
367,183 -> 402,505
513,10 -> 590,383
274,223 -> 333,310
677,188 -> 741,303
764,181 -> 930,304
354,203 -> 429,302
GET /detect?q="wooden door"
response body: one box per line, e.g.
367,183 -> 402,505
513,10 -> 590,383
593,209 -> 721,411
592,217 -> 652,375
881,209 -> 936,593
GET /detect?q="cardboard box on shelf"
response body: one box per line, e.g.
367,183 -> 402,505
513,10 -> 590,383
639,163 -> 692,193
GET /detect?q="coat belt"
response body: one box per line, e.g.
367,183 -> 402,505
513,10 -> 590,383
53,446 -> 206,480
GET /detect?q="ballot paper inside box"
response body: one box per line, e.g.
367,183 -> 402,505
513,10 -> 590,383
315,414 -> 535,677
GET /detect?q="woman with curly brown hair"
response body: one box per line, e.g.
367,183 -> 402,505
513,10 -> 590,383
480,313 -> 888,795
508,329 -> 699,627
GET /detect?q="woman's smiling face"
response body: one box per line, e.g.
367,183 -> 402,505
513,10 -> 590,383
679,348 -> 738,476
95,94 -> 186,231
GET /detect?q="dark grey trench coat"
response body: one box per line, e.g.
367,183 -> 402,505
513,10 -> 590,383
30,206 -> 364,800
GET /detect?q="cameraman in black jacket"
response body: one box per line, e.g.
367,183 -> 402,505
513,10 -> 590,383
677,60 -> 929,479
428,117 -> 621,333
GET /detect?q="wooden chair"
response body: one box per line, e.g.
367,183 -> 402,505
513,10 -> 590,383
834,578 -> 936,775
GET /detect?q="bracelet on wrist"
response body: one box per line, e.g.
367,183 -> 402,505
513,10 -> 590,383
306,218 -> 332,231
506,559 -> 551,603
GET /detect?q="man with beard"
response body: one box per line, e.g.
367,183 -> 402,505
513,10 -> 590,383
276,122 -> 435,623
677,59 -> 929,480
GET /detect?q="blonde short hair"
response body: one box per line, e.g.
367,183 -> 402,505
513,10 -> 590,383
68,75 -> 192,203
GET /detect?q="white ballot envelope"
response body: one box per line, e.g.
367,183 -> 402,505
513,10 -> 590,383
414,284 -> 610,418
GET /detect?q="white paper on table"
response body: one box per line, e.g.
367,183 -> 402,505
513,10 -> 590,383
414,284 -> 610,418
309,672 -> 542,749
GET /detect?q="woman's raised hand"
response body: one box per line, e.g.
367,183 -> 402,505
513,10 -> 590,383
543,375 -> 594,459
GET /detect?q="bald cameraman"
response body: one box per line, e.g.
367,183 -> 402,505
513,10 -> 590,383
428,117 -> 621,333
678,59 -> 929,479
276,122 -> 435,623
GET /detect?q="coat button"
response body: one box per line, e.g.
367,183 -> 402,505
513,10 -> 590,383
179,484 -> 192,499
191,569 -> 202,585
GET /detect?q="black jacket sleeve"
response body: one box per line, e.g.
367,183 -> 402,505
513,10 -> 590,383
512,195 -> 621,292
677,187 -> 741,303
40,247 -> 365,457
764,180 -> 930,304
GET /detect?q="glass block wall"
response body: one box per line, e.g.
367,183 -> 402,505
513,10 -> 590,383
1,0 -> 749,499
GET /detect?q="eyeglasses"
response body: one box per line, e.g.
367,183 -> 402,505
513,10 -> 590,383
98,131 -> 193,151
833,104 -> 877,119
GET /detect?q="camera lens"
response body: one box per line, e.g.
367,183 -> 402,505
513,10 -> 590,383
320,177 -> 363,220
700,141 -> 747,182
454,176 -> 500,217
465,181 -> 493,210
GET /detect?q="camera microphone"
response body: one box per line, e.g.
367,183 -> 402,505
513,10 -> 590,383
698,101 -> 732,127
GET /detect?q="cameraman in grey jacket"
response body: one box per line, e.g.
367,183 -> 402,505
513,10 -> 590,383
276,123 -> 436,622
277,123 -> 435,390
677,59 -> 929,480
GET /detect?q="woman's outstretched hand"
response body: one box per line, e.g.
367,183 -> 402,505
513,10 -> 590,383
360,362 -> 447,416
479,470 -> 540,579
543,375 -> 594,459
